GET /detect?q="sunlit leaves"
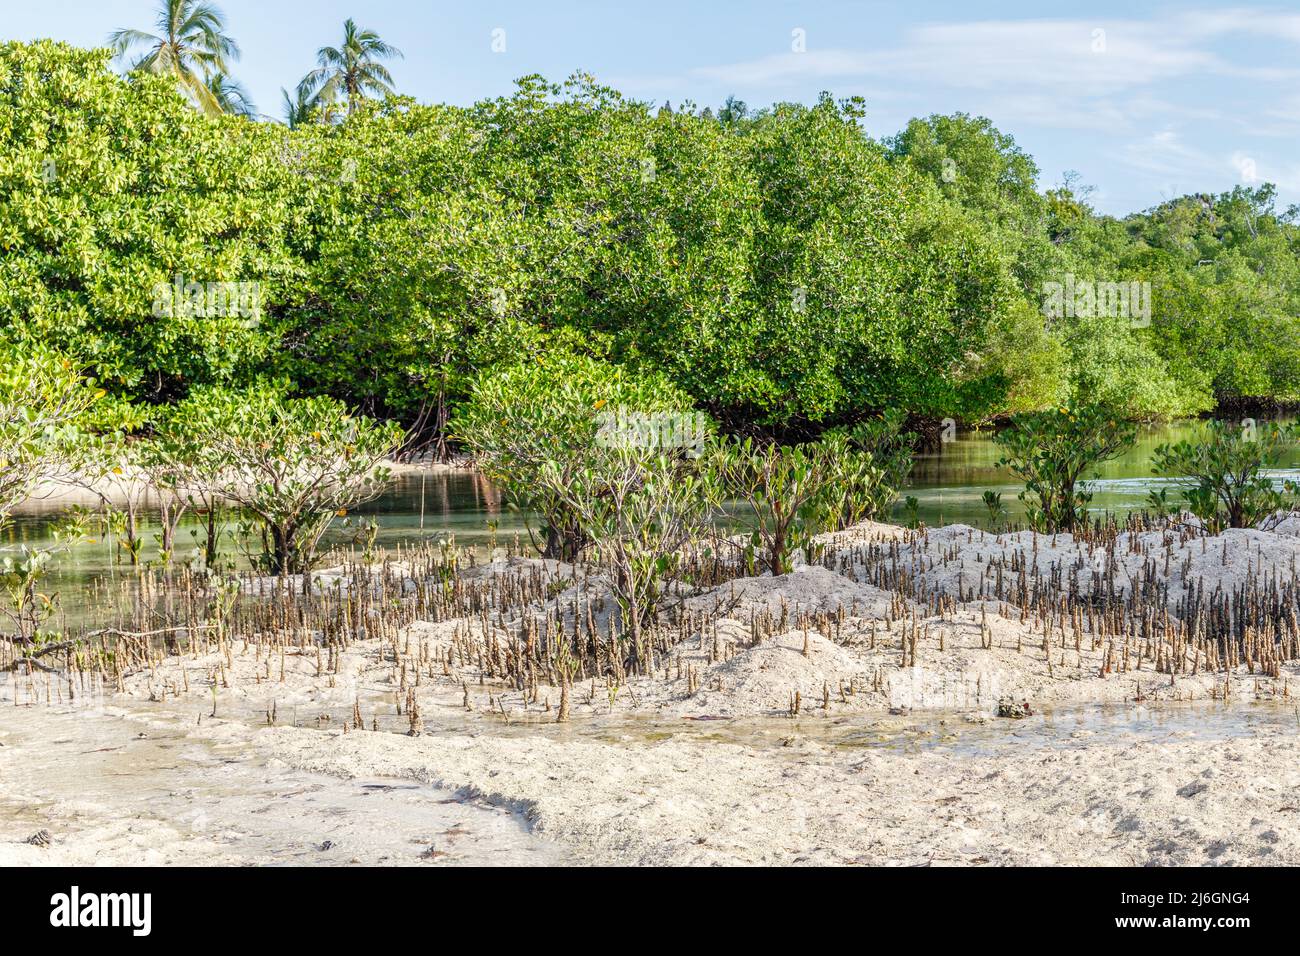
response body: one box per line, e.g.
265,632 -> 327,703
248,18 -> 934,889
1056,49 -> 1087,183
1152,420 -> 1300,531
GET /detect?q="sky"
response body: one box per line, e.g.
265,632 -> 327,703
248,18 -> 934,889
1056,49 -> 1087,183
6,0 -> 1300,216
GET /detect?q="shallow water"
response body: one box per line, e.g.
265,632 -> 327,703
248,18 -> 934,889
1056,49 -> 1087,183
0,703 -> 568,866
548,699 -> 1300,759
906,417 -> 1300,526
809,699 -> 1300,756
6,418 -> 1299,616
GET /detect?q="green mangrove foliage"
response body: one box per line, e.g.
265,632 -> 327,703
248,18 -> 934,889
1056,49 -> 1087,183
456,351 -> 725,650
5,38 -> 1300,455
706,435 -> 902,575
0,343 -> 101,523
826,410 -> 918,529
996,405 -> 1137,533
890,116 -> 1300,419
0,40 -> 297,403
981,490 -> 1008,529
549,450 -> 720,655
0,515 -> 87,645
70,430 -> 152,565
134,421 -> 198,564
708,438 -> 831,575
279,79 -> 1026,442
453,351 -> 700,561
147,394 -> 233,567
174,386 -> 402,574
1150,419 -> 1300,531
457,350 -> 917,585
0,42 -> 1146,442
0,344 -> 101,644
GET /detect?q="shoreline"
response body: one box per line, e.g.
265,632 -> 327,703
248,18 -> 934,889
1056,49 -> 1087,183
10,457 -> 476,515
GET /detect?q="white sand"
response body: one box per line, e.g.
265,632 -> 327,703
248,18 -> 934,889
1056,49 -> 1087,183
258,713 -> 1300,865
0,704 -> 564,866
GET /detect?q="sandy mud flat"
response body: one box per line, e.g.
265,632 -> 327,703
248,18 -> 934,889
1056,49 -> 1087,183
0,704 -> 566,866
4,518 -> 1300,866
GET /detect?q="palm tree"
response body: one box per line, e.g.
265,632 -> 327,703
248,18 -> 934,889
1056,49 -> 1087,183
109,0 -> 240,117
280,86 -> 314,128
279,85 -> 343,128
297,19 -> 402,117
206,72 -> 256,117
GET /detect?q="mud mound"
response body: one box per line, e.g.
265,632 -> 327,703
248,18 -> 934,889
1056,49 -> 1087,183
851,524 -> 1300,615
685,565 -> 897,620
662,630 -> 870,717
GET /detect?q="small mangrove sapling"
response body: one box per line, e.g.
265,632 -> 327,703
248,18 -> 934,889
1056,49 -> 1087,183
1151,419 -> 1300,531
453,350 -> 697,562
708,438 -> 836,575
995,404 -> 1136,534
181,385 -> 403,575
545,446 -> 721,667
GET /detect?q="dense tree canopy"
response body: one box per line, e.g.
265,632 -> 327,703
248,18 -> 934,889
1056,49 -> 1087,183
3,41 -> 1299,449
0,41 -> 298,402
279,77 -> 1028,439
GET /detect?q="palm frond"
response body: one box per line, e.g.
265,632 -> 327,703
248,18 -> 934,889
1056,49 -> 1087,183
111,0 -> 241,109
207,72 -> 256,117
302,18 -> 402,115
107,27 -> 160,59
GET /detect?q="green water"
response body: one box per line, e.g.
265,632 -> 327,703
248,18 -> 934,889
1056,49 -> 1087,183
904,418 -> 1300,527
6,418 -> 1299,615
2,471 -> 513,617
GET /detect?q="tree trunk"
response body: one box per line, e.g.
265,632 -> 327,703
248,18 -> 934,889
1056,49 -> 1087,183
270,524 -> 296,576
205,507 -> 220,568
125,502 -> 141,564
433,383 -> 450,464
542,521 -> 584,562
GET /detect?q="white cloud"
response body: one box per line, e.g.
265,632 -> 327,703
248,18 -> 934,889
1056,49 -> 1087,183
684,7 -> 1300,213
692,9 -> 1300,129
695,17 -> 1220,94
1118,129 -> 1218,180
1230,150 -> 1261,183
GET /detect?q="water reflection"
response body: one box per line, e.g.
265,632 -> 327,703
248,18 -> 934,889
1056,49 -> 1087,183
6,419 -> 1300,611
902,418 -> 1300,527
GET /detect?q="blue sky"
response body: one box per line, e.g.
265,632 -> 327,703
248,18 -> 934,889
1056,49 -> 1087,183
7,1 -> 1300,216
